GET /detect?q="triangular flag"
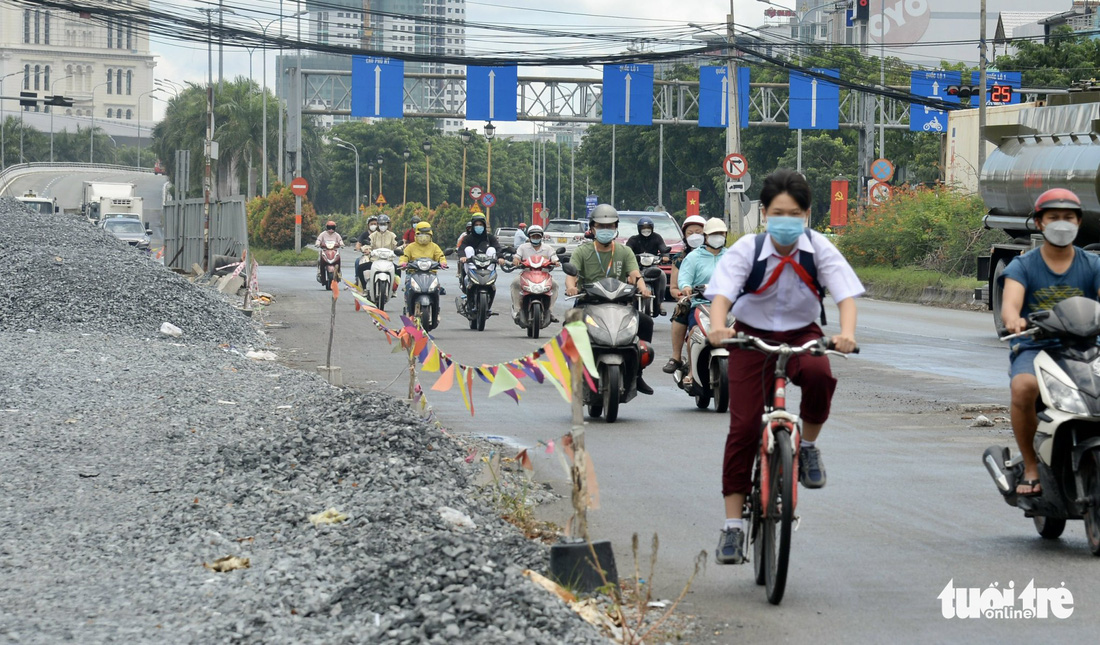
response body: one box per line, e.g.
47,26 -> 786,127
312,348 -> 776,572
564,321 -> 599,377
521,357 -> 545,384
417,341 -> 432,363
422,345 -> 441,373
538,360 -> 571,402
412,334 -> 428,358
584,368 -> 598,392
457,366 -> 474,416
517,449 -> 533,471
504,388 -> 521,403
488,365 -> 522,398
432,362 -> 457,392
548,338 -> 570,383
545,439 -> 555,454
475,366 -> 494,384
331,279 -> 340,298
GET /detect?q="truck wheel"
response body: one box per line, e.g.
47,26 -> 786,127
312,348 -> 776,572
991,259 -> 1007,336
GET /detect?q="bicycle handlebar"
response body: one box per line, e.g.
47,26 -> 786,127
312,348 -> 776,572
720,333 -> 859,356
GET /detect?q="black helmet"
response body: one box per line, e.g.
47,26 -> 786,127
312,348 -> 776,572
471,214 -> 487,226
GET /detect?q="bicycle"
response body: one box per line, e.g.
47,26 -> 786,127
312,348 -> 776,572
721,333 -> 857,605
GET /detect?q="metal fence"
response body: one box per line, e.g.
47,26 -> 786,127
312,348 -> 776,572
163,197 -> 249,273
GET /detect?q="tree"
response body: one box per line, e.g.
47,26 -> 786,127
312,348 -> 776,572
248,182 -> 319,249
994,27 -> 1100,88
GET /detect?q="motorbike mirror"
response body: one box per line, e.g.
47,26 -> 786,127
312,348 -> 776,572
644,267 -> 663,280
348,237 -> 358,244
444,248 -> 456,257
561,262 -> 578,277
555,247 -> 566,255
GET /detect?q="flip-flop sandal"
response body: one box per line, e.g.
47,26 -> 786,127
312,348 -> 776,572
1016,478 -> 1042,497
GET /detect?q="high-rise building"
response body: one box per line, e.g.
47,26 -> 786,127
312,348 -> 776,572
0,1 -> 156,130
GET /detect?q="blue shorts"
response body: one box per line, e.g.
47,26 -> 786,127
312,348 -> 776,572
1008,348 -> 1041,380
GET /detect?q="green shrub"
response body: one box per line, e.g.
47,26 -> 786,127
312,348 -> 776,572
246,184 -> 320,250
249,247 -> 318,267
836,186 -> 999,277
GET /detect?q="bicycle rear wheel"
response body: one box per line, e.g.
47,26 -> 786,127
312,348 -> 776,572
763,428 -> 794,605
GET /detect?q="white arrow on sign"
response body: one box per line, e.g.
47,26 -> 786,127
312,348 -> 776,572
810,77 -> 818,128
624,74 -> 632,123
488,70 -> 496,120
720,75 -> 728,126
932,80 -> 939,96
374,65 -> 382,115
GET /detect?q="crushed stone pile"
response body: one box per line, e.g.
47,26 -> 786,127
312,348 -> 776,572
0,197 -> 604,644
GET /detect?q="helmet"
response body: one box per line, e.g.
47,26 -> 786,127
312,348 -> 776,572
367,215 -> 379,223
682,215 -> 706,233
471,213 -> 487,226
637,216 -> 654,231
527,225 -> 544,237
377,214 -> 390,226
1034,188 -> 1082,216
415,221 -> 433,234
590,203 -> 619,225
518,223 -> 527,229
703,218 -> 728,235
411,215 -> 421,224
325,220 -> 336,230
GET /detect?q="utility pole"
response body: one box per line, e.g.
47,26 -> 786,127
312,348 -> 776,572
657,123 -> 664,210
218,0 -> 224,84
978,0 -> 988,173
856,8 -> 875,215
203,8 -> 215,271
725,0 -> 743,235
292,2 -> 303,252
610,125 -> 616,207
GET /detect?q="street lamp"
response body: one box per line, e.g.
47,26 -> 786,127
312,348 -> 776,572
484,122 -> 496,227
368,162 -> 375,202
402,147 -> 411,207
422,140 -> 432,209
1,70 -> 24,170
458,128 -> 472,207
89,80 -> 111,163
376,155 -> 384,203
241,9 -> 307,197
136,87 -> 162,168
332,135 -> 359,213
48,74 -> 73,162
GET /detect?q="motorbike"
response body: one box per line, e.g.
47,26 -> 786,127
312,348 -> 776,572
403,256 -> 444,331
672,287 -> 735,413
501,252 -> 559,339
983,296 -> 1100,554
318,240 -> 341,290
562,263 -> 653,423
634,252 -> 665,317
457,252 -> 499,331
366,246 -> 401,312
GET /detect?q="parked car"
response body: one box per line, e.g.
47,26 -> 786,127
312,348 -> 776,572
543,219 -> 588,261
613,211 -> 686,299
100,216 -> 151,251
495,227 -> 519,248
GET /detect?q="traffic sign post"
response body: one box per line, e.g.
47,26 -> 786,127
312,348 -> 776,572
699,66 -> 750,129
480,193 -> 496,208
469,185 -> 483,202
870,158 -> 895,182
910,70 -> 960,133
723,153 -> 748,180
789,69 -> 840,130
466,66 -> 518,121
351,56 -> 404,118
869,181 -> 892,205
602,64 -> 654,126
726,181 -> 746,194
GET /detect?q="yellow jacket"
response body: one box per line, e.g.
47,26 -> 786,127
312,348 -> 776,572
400,241 -> 447,264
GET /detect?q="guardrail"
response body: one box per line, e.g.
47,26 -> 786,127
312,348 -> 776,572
0,162 -> 154,188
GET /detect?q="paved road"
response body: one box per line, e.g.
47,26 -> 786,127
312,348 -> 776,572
258,256 -> 1097,643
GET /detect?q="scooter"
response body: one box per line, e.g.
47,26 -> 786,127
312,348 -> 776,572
672,289 -> 735,413
457,252 -> 499,332
983,296 -> 1100,554
318,240 -> 341,290
403,257 -> 444,331
635,252 -> 664,317
502,253 -> 558,339
561,263 -> 653,423
366,246 -> 401,312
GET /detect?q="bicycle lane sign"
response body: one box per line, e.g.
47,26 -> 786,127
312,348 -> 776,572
910,70 -> 959,133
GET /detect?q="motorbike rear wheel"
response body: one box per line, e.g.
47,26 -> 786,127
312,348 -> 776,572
1082,450 -> 1100,555
323,269 -> 333,290
374,286 -> 388,312
1033,515 -> 1066,540
476,292 -> 488,332
602,364 -> 622,423
530,302 -> 543,340
694,369 -> 711,409
713,357 -> 729,413
414,304 -> 430,331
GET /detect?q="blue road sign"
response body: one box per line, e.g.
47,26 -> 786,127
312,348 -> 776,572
910,70 -> 959,133
586,195 -> 598,216
602,64 -> 654,126
789,68 -> 839,130
987,71 -> 1022,106
351,56 -> 404,118
698,66 -> 750,129
481,192 -> 496,208
466,65 -> 518,122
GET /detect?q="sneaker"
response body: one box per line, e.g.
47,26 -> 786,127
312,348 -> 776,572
799,444 -> 827,489
715,528 -> 745,565
662,358 -> 682,374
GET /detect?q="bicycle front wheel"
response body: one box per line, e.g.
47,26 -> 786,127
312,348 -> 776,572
764,428 -> 794,605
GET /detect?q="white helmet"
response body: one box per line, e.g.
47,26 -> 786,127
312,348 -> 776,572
527,225 -> 544,236
589,203 -> 619,225
703,218 -> 728,235
682,215 -> 706,232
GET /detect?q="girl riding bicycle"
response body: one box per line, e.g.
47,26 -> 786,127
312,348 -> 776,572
705,169 -> 863,564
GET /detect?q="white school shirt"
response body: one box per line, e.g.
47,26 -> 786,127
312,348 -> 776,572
705,232 -> 865,331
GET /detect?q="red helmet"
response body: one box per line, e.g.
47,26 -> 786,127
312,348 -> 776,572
325,220 -> 337,229
519,223 -> 527,229
1033,188 -> 1082,216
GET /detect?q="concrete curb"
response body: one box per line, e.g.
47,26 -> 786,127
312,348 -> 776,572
862,283 -> 986,311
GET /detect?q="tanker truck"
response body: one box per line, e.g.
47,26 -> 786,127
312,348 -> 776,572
976,92 -> 1100,334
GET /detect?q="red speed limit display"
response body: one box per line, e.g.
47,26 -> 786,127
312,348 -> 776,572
990,84 -> 1014,104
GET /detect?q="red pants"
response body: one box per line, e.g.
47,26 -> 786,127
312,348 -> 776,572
722,322 -> 837,496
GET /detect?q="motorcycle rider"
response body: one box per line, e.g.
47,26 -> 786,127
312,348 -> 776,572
675,217 -> 729,387
356,214 -> 401,291
664,215 -> 708,374
1001,188 -> 1100,497
399,221 -> 448,273
353,215 -> 379,290
513,222 -> 528,249
565,203 -> 655,395
403,215 -> 421,245
625,216 -> 671,316
705,169 -> 862,565
456,220 -> 473,251
316,220 -> 344,281
510,224 -> 561,323
458,213 -> 503,293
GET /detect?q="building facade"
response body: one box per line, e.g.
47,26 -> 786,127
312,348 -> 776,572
0,0 -> 156,127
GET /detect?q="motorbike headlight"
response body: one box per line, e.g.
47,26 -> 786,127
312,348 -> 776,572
617,313 -> 639,341
528,281 -> 550,294
429,278 -> 440,291
1041,369 -> 1091,415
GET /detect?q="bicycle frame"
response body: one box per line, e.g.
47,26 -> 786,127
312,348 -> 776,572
759,351 -> 802,518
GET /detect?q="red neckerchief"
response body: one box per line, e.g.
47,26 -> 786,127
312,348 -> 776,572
750,252 -> 819,297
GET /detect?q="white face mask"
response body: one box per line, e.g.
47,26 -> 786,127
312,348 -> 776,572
368,224 -> 378,232
640,228 -> 653,237
416,234 -> 431,245
686,233 -> 704,249
379,224 -> 388,232
706,234 -> 726,249
1043,220 -> 1078,247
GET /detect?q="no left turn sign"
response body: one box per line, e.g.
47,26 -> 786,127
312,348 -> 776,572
723,153 -> 748,180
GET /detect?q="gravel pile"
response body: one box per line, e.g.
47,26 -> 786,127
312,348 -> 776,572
0,197 -> 605,644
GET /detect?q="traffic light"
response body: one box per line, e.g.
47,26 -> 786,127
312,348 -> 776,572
855,0 -> 870,21
19,91 -> 37,108
946,84 -> 981,101
45,94 -> 74,107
